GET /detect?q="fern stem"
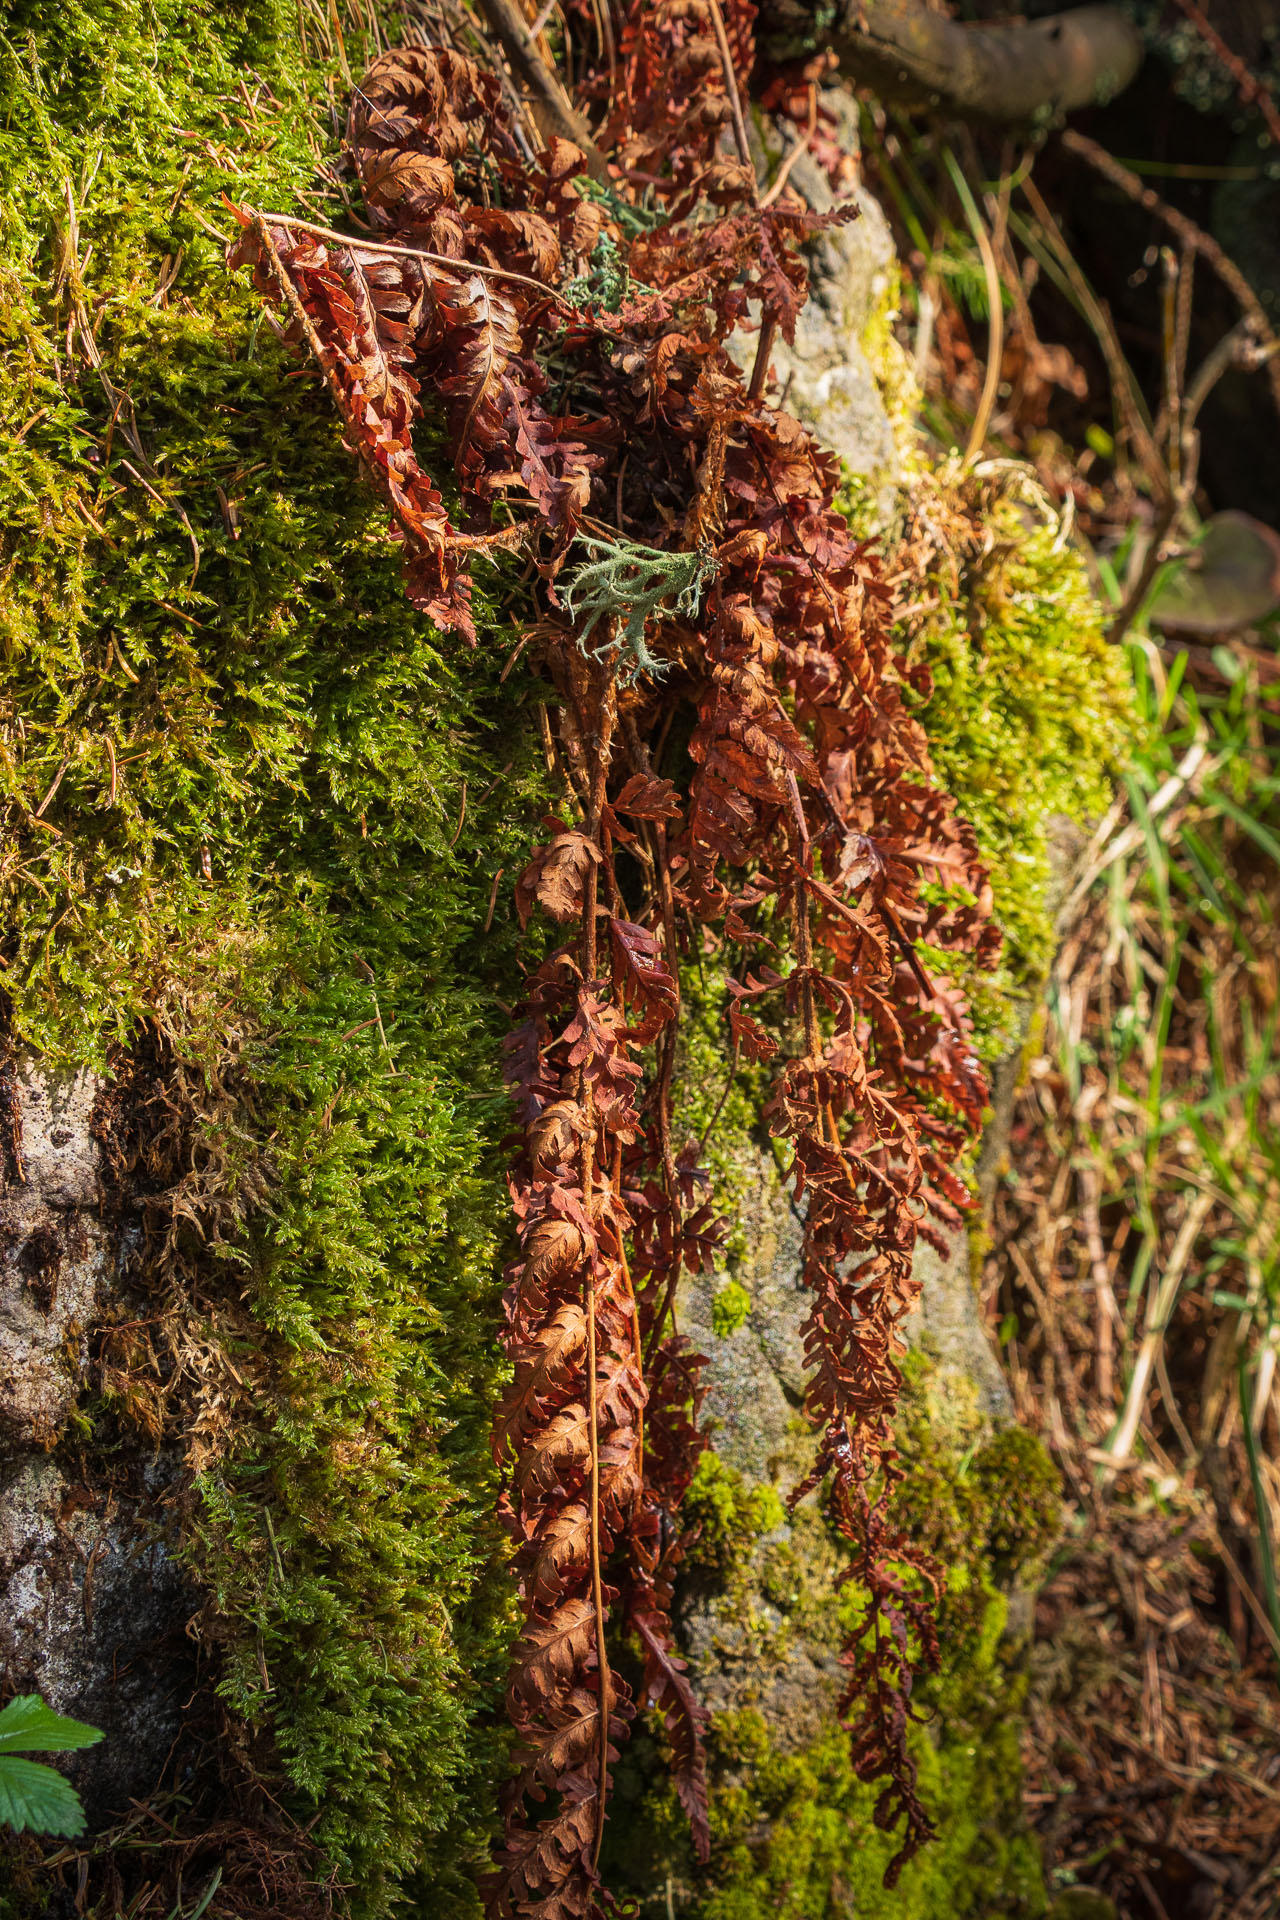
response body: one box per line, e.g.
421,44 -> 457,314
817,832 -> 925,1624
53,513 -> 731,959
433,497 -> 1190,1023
705,0 -> 754,181
581,664 -> 619,1866
584,1219 -> 611,1870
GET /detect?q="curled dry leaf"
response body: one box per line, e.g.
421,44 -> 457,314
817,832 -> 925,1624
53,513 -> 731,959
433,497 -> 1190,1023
610,772 -> 684,822
608,918 -> 679,1041
515,831 -> 602,928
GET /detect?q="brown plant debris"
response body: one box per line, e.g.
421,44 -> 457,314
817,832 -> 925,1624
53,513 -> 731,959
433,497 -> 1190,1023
228,13 -> 1002,1913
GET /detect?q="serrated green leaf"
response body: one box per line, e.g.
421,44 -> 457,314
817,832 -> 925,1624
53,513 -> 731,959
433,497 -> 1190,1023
0,1695 -> 103,1754
0,1756 -> 88,1836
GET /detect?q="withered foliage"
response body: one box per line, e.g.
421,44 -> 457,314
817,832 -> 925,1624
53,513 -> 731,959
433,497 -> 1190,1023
229,6 -> 1000,1912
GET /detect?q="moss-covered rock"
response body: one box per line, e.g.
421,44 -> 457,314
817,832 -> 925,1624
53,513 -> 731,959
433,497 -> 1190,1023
838,458 -> 1135,1059
0,3 -> 547,1910
603,1357 -> 1061,1919
0,7 -> 1125,1917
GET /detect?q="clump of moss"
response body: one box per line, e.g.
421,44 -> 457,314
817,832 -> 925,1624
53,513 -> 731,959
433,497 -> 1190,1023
971,1426 -> 1063,1581
1,3 -> 550,1911
605,1363 -> 1061,1919
681,1451 -> 788,1590
841,462 -> 1134,1057
890,1355 -> 1062,1641
908,467 -> 1132,997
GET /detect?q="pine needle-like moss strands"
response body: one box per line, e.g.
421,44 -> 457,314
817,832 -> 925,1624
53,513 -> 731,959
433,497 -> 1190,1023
1,5 -> 552,1912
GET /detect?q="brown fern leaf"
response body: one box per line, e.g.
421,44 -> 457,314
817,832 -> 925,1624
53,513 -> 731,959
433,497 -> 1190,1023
239,12 -> 1011,1905
632,1607 -> 711,1862
432,270 -> 528,487
607,918 -> 678,1044
348,45 -> 515,253
484,1791 -> 600,1920
226,215 -> 480,633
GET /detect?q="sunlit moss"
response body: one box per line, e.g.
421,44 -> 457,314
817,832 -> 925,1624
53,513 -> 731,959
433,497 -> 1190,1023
841,461 -> 1134,1056
605,1361 -> 1060,1918
0,3 -> 548,1910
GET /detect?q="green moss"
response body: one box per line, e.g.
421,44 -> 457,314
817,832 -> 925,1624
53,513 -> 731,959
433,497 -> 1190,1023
683,1451 -> 787,1587
910,474 -> 1131,1000
0,3 -> 549,1911
606,1367 -> 1061,1919
710,1278 -> 752,1338
841,464 -> 1135,1058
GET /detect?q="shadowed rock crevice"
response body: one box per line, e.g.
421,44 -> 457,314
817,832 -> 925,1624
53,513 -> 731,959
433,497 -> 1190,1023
0,1054 -> 201,1821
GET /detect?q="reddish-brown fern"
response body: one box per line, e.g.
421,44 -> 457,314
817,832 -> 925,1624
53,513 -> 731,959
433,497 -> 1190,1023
230,10 -> 999,1912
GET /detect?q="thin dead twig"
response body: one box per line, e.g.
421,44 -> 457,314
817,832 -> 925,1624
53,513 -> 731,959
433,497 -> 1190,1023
472,0 -> 607,178
705,0 -> 754,181
1098,1188 -> 1214,1475
1060,128 -> 1280,423
1171,0 -> 1280,153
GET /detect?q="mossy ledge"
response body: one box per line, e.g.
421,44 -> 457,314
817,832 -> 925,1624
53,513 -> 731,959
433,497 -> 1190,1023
1,6 -> 1127,1917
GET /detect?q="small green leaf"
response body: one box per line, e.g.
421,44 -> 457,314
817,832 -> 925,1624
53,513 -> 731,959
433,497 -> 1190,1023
0,1756 -> 88,1837
0,1695 -> 103,1755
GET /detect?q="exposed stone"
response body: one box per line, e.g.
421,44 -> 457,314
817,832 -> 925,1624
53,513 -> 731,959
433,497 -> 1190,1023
1,1061 -> 197,1820
679,1152 -> 806,1487
0,1061 -> 111,1449
676,1120 -> 1016,1743
766,104 -> 904,511
0,1452 -> 196,1817
733,88 -> 907,507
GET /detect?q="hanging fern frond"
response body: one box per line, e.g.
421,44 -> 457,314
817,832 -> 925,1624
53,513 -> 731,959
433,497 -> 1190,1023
231,14 -> 1001,1914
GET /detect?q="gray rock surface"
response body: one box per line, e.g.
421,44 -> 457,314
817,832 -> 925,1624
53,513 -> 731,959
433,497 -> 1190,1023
1,1063 -> 112,1447
677,1149 -> 843,1744
0,1453 -> 195,1813
732,89 -> 904,504
679,1154 -> 807,1487
766,106 -> 902,510
675,1122 -> 1016,1744
1,1053 -> 196,1818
